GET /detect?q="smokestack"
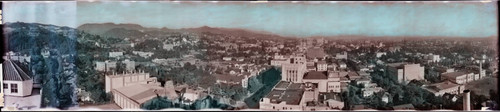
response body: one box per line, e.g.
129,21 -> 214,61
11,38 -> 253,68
463,90 -> 471,111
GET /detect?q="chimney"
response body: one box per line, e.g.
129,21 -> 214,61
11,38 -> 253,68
463,90 -> 471,111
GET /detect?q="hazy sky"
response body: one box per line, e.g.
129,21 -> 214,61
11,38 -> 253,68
3,1 -> 498,37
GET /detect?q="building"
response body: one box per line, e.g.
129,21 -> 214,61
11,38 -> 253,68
316,61 -> 328,71
302,71 -> 343,93
306,47 -> 327,61
441,72 -> 476,85
3,59 -> 41,110
282,63 -> 307,83
105,71 -> 182,109
112,83 -> 166,109
213,74 -> 246,85
423,81 -> 464,96
376,52 -> 386,58
222,57 -> 232,61
123,59 -> 136,72
104,71 -> 154,93
132,51 -> 154,58
259,82 -> 344,111
335,52 -> 348,60
386,63 -> 425,84
3,60 -> 33,96
425,54 -> 441,62
95,61 -> 117,72
260,82 -> 305,111
361,87 -> 383,97
109,52 -> 124,58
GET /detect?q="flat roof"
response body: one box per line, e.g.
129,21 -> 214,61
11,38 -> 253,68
424,81 -> 460,92
265,89 -> 304,105
303,71 -> 328,79
441,72 -> 467,78
113,84 -> 166,104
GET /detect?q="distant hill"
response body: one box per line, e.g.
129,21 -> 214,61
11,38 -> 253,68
3,22 -> 78,54
78,23 -> 498,41
77,23 -> 287,40
77,22 -> 147,35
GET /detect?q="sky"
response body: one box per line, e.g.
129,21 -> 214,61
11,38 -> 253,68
2,1 -> 498,38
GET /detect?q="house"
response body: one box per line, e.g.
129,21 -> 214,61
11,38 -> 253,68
382,92 -> 390,103
376,52 -> 386,58
132,51 -> 154,58
222,57 -> 233,61
361,87 -> 383,97
3,59 -> 42,110
3,60 -> 33,96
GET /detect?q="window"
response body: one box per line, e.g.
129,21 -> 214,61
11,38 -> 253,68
3,83 -> 7,89
11,84 -> 18,93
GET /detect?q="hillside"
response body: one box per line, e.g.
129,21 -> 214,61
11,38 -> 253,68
77,23 -> 287,40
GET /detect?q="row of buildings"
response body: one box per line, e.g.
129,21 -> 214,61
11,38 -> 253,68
422,63 -> 487,96
260,47 -> 371,110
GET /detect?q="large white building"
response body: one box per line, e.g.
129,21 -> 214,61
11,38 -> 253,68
104,71 -> 155,93
95,61 -> 117,72
386,63 -> 425,84
422,81 -> 464,96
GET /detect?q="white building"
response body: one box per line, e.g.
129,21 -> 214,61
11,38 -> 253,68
422,81 -> 464,96
123,59 -> 135,72
95,61 -> 117,72
316,61 -> 328,71
3,60 -> 33,97
132,51 -> 154,58
335,52 -> 348,60
222,57 -> 233,61
104,71 -> 154,93
109,52 -> 124,58
376,52 -> 386,58
387,63 -> 425,84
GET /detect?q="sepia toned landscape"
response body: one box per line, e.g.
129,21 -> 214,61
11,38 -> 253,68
1,1 -> 498,111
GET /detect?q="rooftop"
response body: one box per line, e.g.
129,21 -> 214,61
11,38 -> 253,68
317,61 -> 327,65
386,62 -> 407,69
304,71 -> 328,79
318,92 -> 343,102
113,84 -> 166,104
441,72 -> 467,78
3,59 -> 31,81
213,74 -> 245,82
265,89 -> 304,105
306,47 -> 327,59
424,81 -> 460,92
